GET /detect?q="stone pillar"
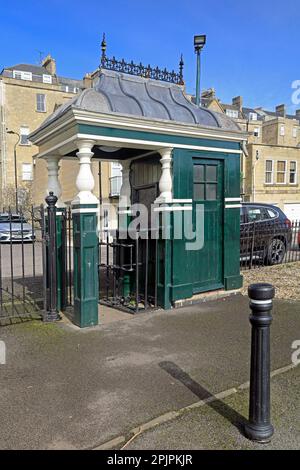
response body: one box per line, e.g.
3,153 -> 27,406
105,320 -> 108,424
154,148 -> 173,309
46,156 -> 65,208
155,148 -> 173,203
45,156 -> 66,312
72,140 -> 99,327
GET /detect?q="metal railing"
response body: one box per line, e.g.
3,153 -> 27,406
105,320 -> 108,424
240,220 -> 300,270
0,205 -> 45,324
99,229 -> 158,313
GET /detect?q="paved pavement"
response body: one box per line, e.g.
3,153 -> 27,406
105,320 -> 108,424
125,366 -> 300,450
0,294 -> 299,449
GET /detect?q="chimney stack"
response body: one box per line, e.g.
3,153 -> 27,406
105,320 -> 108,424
83,73 -> 93,89
232,96 -> 243,110
275,104 -> 286,117
41,55 -> 56,75
295,109 -> 300,123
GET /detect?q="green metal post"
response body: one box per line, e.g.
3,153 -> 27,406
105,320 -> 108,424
56,208 -> 67,312
72,204 -> 99,327
195,50 -> 201,106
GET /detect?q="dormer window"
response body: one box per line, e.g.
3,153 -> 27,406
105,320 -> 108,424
249,112 -> 257,121
42,74 -> 52,84
13,70 -> 32,81
226,109 -> 239,118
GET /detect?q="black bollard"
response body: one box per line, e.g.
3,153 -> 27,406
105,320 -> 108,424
244,283 -> 275,442
44,192 -> 60,322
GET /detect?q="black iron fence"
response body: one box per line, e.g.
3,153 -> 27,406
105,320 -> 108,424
99,229 -> 158,313
0,205 -> 46,324
240,220 -> 300,270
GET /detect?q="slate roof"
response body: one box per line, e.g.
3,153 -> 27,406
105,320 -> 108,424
2,63 -> 50,75
37,69 -> 241,132
1,64 -> 84,88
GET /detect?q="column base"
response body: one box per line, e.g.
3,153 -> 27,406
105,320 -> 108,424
244,422 -> 274,443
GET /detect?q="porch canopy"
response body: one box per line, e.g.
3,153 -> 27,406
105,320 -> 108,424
30,68 -> 246,206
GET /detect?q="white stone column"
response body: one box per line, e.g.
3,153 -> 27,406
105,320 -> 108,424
45,156 -> 65,207
155,148 -> 173,203
119,160 -> 131,209
72,139 -> 98,205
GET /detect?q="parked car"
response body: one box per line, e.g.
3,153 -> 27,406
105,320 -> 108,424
240,203 -> 292,265
0,213 -> 35,243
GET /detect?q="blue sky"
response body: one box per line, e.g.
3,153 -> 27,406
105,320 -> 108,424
1,0 -> 299,112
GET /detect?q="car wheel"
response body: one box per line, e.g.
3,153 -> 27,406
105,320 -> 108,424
267,238 -> 286,265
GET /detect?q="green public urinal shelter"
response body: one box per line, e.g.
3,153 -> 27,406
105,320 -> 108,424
30,47 -> 247,327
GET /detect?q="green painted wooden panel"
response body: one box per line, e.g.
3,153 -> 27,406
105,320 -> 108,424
78,124 -> 241,151
191,158 -> 224,293
73,211 -> 99,327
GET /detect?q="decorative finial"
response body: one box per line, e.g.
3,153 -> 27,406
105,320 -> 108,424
179,54 -> 184,84
101,33 -> 107,66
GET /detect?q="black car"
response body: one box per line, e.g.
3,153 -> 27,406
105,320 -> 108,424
240,203 -> 292,265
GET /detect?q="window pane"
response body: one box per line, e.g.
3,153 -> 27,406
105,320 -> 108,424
290,173 -> 296,183
206,165 -> 217,182
193,165 -> 204,182
266,160 -> 272,172
277,161 -> 286,172
194,183 -> 204,200
206,184 -> 217,200
290,161 -> 296,171
248,208 -> 262,221
277,172 -> 285,183
265,172 -> 272,183
267,209 -> 277,219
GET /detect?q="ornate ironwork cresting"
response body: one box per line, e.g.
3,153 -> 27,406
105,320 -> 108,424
100,33 -> 184,85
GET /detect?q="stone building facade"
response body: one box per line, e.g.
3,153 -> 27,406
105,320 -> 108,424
200,89 -> 300,220
0,55 -> 118,212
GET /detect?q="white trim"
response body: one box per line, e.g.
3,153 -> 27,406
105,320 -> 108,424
224,197 -> 242,202
71,208 -> 98,214
30,107 -> 248,146
265,159 -> 274,185
76,133 -> 243,154
276,159 -> 287,185
118,209 -> 132,215
37,132 -> 242,159
289,160 -> 297,185
154,206 -> 192,212
225,204 -> 241,209
74,111 -> 247,142
171,199 -> 193,203
249,299 -> 272,305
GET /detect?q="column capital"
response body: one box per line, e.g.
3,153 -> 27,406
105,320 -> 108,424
158,147 -> 173,159
45,155 -> 65,208
76,139 -> 96,154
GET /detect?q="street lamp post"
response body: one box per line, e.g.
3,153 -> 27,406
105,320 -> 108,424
194,34 -> 206,106
6,129 -> 20,212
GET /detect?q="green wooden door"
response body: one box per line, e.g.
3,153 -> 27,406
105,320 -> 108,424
192,158 -> 223,293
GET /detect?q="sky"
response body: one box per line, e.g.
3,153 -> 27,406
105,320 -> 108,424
0,0 -> 299,113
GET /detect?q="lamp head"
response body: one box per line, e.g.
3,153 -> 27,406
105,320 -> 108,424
194,34 -> 206,52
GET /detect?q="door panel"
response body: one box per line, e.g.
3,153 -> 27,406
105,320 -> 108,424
192,159 -> 223,293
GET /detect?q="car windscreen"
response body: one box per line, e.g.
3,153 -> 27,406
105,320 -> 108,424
0,217 -> 26,223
